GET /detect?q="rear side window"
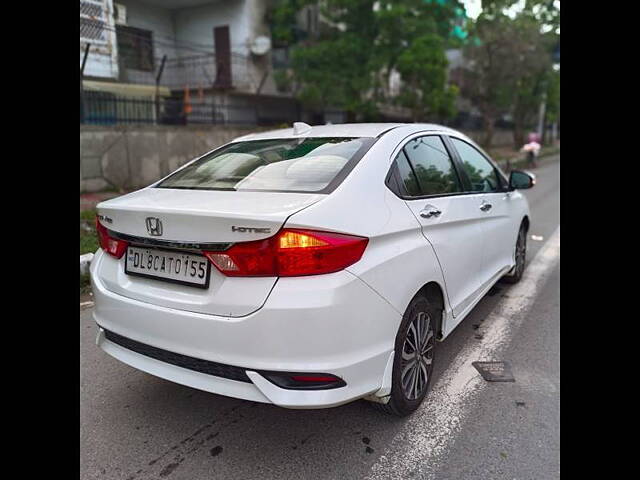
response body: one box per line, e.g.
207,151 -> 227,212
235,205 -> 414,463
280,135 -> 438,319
403,136 -> 461,196
394,150 -> 421,196
156,137 -> 374,193
450,138 -> 501,193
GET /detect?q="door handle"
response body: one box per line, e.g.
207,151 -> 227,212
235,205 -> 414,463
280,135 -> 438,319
420,207 -> 442,218
479,202 -> 492,212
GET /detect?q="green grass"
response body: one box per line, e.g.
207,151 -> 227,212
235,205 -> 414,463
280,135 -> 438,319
80,208 -> 98,255
80,231 -> 99,255
80,208 -> 97,221
540,144 -> 560,157
80,273 -> 92,295
80,209 -> 97,295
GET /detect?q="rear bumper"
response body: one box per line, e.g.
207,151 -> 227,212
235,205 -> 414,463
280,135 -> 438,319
91,266 -> 401,409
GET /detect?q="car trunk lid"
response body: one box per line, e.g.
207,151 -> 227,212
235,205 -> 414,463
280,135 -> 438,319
95,188 -> 325,316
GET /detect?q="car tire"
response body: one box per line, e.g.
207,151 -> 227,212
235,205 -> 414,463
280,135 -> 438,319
501,223 -> 527,284
374,295 -> 438,417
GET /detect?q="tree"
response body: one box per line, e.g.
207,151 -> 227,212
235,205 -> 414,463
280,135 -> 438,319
396,32 -> 459,121
541,67 -> 559,144
545,69 -> 559,124
509,14 -> 553,147
459,10 -> 552,148
291,32 -> 379,120
270,0 -> 466,121
284,0 -> 381,120
458,14 -> 517,146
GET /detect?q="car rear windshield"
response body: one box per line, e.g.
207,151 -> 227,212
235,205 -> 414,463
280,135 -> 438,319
156,137 -> 375,193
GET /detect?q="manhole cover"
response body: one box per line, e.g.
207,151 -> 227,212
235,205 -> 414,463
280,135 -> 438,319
472,361 -> 515,382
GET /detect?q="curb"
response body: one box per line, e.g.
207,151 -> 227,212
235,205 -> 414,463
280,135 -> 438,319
80,252 -> 94,275
497,151 -> 560,171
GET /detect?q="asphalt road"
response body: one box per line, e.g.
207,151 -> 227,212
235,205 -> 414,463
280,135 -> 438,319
80,158 -> 560,480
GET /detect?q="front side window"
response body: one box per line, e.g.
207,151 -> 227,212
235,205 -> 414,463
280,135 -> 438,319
450,138 -> 501,193
404,136 -> 461,196
156,137 -> 373,193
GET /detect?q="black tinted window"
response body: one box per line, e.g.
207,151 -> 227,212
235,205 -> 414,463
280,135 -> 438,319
450,138 -> 501,193
394,150 -> 421,196
404,136 -> 461,195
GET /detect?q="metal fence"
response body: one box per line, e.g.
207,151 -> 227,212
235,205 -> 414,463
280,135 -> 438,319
81,90 -> 524,133
120,53 -> 252,91
80,43 -> 289,126
81,92 -> 312,126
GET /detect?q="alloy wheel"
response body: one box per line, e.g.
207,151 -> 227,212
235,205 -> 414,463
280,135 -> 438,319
400,311 -> 435,400
515,229 -> 527,277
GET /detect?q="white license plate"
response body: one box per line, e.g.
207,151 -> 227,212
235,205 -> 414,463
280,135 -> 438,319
125,246 -> 211,289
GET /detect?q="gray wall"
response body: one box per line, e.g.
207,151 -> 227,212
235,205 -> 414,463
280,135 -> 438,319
463,129 -> 515,149
80,124 -> 516,193
80,124 -> 266,193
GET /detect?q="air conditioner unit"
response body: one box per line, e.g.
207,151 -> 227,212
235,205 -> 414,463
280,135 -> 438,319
114,3 -> 127,25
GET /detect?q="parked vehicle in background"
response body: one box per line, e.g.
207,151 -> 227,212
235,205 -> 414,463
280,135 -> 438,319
91,122 -> 535,416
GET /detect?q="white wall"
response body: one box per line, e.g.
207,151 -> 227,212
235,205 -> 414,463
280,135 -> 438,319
174,0 -> 250,56
118,0 -> 178,60
173,0 -> 274,94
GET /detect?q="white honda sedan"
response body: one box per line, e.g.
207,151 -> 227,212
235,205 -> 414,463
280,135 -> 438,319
91,123 -> 534,416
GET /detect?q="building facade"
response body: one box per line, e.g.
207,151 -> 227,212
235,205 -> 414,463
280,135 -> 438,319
80,0 -> 326,126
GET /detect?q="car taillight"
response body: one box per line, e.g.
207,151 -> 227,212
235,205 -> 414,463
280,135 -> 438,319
204,229 -> 368,277
95,216 -> 128,259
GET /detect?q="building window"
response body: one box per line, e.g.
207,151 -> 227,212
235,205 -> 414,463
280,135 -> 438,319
116,25 -> 154,72
80,0 -> 109,44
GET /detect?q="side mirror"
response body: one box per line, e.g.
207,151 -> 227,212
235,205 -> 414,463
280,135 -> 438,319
509,170 -> 536,190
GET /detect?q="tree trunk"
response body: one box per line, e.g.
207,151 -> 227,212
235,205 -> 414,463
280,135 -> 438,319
482,114 -> 494,148
513,117 -> 525,149
412,107 -> 421,123
541,114 -> 549,145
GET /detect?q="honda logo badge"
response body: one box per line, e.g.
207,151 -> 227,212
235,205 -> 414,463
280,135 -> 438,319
145,217 -> 163,236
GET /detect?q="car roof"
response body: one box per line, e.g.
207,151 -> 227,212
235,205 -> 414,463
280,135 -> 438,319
232,123 -> 459,141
